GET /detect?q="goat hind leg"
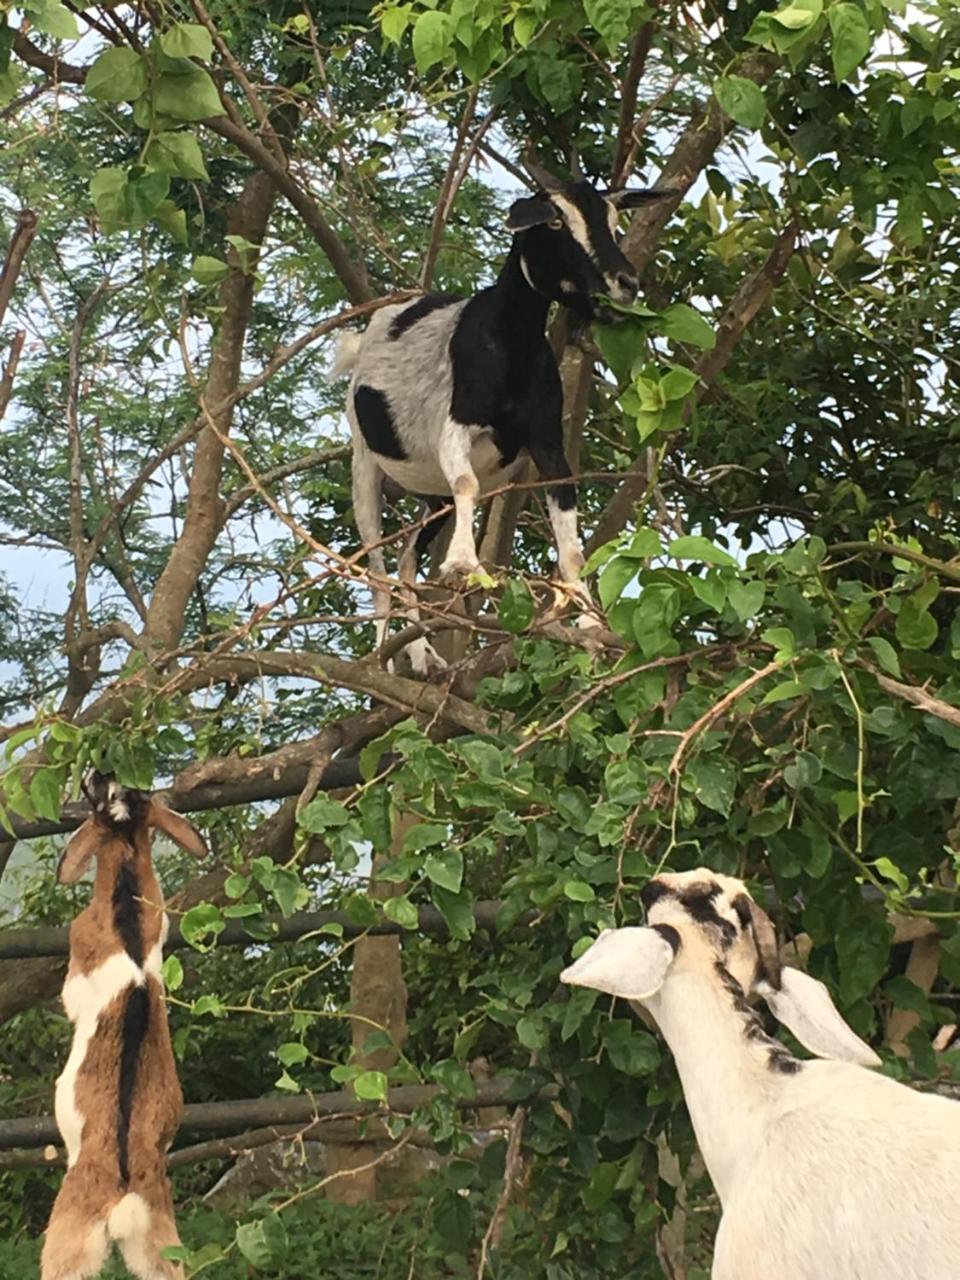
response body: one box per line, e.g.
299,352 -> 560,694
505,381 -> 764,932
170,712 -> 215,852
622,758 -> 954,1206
397,503 -> 447,676
351,445 -> 393,653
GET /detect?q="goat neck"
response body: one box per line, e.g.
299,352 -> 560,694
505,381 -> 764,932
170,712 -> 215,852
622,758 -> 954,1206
493,238 -> 553,334
643,964 -> 791,1204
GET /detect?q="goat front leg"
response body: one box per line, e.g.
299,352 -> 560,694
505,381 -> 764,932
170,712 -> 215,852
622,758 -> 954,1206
436,420 -> 482,582
351,444 -> 392,653
528,439 -> 600,628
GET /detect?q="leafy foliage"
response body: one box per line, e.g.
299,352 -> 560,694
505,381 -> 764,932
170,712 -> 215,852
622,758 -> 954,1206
2,0 -> 960,1274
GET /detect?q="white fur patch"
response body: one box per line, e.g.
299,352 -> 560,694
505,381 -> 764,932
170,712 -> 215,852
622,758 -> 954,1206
106,781 -> 130,823
546,496 -> 585,583
551,193 -> 592,256
108,1192 -> 152,1240
57,951 -> 145,1166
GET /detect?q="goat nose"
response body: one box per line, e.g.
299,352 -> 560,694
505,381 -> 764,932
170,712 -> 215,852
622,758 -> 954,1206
614,271 -> 638,301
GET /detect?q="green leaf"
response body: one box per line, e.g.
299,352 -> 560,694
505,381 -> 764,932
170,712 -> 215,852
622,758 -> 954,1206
761,626 -> 796,658
298,794 -> 351,832
783,749 -> 822,789
412,10 -> 452,74
277,1041 -> 309,1066
583,1161 -> 619,1210
598,556 -> 639,609
145,131 -> 209,180
432,884 -> 475,940
563,879 -> 596,902
584,0 -> 630,46
159,22 -> 215,61
513,10 -> 537,45
536,58 -> 581,112
154,199 -> 188,244
404,821 -> 447,852
828,3 -> 870,81
667,535 -> 737,567
235,1221 -> 272,1269
162,955 -> 183,991
772,0 -> 821,28
381,5 -> 412,44
269,867 -> 308,917
761,679 -> 806,705
30,0 -> 78,39
181,902 -> 226,950
690,571 -> 727,612
896,593 -> 938,650
602,1019 -> 660,1075
90,167 -> 127,232
86,47 -> 147,102
498,578 -> 535,633
224,872 -> 250,899
431,1058 -> 476,1098
383,895 -> 419,930
660,303 -> 716,350
353,1069 -> 389,1101
516,1014 -> 548,1049
192,255 -> 231,286
714,75 -> 767,129
424,846 -> 463,893
28,766 -> 62,822
122,170 -> 170,226
153,68 -> 225,120
727,580 -> 765,622
660,366 -> 700,401
866,636 -> 901,677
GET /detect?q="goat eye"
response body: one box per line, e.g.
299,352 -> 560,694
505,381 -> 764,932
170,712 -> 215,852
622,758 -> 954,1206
548,216 -> 564,230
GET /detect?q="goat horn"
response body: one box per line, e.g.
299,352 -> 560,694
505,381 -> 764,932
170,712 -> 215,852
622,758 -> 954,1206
521,148 -> 563,191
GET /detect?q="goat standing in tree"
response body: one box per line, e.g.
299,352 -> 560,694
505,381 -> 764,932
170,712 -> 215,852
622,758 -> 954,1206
42,772 -> 207,1280
336,156 -> 672,673
562,868 -> 960,1280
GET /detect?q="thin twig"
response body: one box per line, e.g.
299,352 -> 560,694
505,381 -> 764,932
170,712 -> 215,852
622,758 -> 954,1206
669,658 -> 782,775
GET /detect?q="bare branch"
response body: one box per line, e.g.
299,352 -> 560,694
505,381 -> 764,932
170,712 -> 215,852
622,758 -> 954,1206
0,208 -> 38,327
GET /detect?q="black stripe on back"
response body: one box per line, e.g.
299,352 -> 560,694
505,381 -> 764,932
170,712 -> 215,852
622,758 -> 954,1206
388,294 -> 459,341
112,862 -> 143,967
117,983 -> 150,1187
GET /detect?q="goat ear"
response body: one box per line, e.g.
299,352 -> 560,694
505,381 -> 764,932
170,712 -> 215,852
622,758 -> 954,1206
57,821 -> 100,884
505,195 -> 556,232
149,801 -> 208,858
560,927 -> 676,1000
606,187 -> 676,209
760,968 -> 881,1067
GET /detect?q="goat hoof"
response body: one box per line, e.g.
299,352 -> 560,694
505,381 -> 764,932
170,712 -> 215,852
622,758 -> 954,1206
406,638 -> 447,677
439,556 -> 482,585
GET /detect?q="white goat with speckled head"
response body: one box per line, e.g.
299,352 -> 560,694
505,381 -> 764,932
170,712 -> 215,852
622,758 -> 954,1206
562,868 -> 960,1280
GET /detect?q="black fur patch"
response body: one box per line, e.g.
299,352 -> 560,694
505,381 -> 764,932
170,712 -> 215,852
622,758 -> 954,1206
117,983 -> 150,1187
641,879 -> 671,910
714,962 -> 801,1075
652,923 -> 681,954
112,862 -> 143,967
354,385 -> 406,461
388,294 -> 459,341
679,885 -> 738,948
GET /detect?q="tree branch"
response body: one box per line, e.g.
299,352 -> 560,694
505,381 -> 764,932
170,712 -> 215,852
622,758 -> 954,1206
0,1076 -> 556,1151
0,208 -> 38,327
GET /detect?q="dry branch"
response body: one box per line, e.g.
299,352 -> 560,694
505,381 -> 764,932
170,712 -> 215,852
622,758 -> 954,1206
0,1076 -> 556,1152
0,900 -> 517,961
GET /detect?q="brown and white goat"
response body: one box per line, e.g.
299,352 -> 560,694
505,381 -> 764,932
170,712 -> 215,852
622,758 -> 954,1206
41,772 -> 207,1280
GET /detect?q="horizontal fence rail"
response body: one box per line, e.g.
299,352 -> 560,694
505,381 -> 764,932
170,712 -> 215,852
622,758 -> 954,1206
0,901 -> 529,960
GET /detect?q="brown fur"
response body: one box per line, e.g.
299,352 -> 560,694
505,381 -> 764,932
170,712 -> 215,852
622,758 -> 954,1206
41,779 -> 206,1280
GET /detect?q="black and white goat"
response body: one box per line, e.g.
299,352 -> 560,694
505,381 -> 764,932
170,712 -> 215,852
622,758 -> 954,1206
335,157 -> 671,672
562,868 -> 960,1280
42,772 -> 207,1280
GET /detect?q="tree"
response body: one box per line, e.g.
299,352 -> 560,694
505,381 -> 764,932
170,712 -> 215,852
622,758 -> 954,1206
1,0 -> 959,1274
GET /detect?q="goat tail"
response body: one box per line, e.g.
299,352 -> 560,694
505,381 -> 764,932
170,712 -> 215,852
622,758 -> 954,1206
333,330 -> 364,377
107,1191 -> 152,1241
